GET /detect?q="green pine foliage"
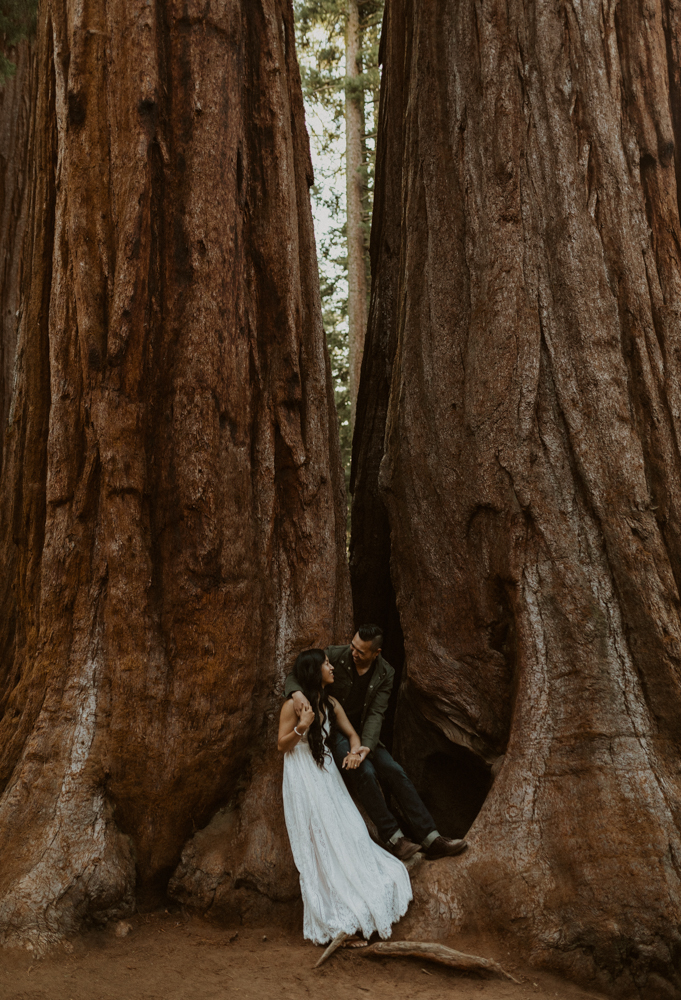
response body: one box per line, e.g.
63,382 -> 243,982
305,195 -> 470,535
0,0 -> 38,80
293,0 -> 383,500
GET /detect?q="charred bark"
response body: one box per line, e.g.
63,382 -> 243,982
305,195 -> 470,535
0,0 -> 350,950
352,0 -> 681,996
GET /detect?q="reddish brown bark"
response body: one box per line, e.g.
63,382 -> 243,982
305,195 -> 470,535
0,37 -> 37,476
352,1 -> 681,996
0,0 -> 350,949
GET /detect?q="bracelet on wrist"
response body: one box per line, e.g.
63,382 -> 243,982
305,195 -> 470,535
294,725 -> 307,737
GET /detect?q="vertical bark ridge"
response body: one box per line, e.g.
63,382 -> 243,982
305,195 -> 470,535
0,16 -> 56,788
0,37 -> 37,478
662,0 -> 681,230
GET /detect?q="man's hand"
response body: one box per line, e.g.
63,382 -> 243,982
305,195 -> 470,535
297,705 -> 315,732
291,690 -> 311,718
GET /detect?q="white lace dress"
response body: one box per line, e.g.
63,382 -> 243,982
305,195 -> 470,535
282,718 -> 412,944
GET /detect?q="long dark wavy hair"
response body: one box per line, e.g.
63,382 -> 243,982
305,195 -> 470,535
292,648 -> 335,768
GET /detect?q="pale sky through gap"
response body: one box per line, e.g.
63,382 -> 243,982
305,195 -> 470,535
307,103 -> 349,337
297,21 -> 349,341
294,11 -> 380,454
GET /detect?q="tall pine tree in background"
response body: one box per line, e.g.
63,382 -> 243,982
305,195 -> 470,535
294,0 -> 382,494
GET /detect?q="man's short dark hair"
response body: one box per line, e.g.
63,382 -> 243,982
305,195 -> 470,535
357,624 -> 383,651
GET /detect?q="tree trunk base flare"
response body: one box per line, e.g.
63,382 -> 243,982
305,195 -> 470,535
361,941 -> 521,984
167,769 -> 388,923
167,737 -> 303,927
0,0 -> 350,950
350,1 -> 681,998
0,648 -> 137,955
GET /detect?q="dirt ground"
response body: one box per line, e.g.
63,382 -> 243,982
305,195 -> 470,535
0,910 -> 611,1000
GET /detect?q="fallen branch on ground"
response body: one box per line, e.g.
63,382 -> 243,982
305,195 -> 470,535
313,932 -> 349,968
360,940 -> 521,983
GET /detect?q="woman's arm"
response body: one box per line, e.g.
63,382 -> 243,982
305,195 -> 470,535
329,697 -> 370,770
277,699 -> 314,752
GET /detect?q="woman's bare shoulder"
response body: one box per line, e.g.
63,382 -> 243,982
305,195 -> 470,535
280,698 -> 297,721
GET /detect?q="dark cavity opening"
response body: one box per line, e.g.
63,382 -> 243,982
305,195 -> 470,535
416,747 -> 493,839
388,743 -> 493,842
388,693 -> 495,842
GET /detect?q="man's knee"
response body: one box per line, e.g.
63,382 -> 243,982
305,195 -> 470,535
372,748 -> 405,778
372,749 -> 412,788
344,756 -> 378,789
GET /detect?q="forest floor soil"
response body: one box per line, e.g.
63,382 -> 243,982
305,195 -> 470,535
0,910 -> 611,1000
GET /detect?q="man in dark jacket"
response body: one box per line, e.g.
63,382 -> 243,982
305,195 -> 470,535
284,624 -> 468,863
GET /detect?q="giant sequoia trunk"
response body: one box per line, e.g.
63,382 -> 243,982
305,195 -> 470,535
352,1 -> 681,996
0,0 -> 350,949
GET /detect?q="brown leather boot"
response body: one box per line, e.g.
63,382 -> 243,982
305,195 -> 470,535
387,836 -> 421,861
423,836 -> 468,860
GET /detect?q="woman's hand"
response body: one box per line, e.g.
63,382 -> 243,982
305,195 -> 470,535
298,705 -> 315,732
342,744 -> 371,769
342,751 -> 362,770
342,752 -> 360,769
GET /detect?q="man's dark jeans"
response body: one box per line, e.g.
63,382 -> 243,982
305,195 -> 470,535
328,730 -> 436,844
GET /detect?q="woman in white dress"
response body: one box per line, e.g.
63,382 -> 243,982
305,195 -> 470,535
278,648 -> 412,945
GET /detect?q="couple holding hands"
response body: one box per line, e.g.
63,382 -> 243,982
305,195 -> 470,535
278,624 -> 468,946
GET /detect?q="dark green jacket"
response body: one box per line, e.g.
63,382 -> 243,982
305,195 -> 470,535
283,644 -> 395,753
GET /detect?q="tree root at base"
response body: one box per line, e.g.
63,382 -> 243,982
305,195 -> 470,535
360,940 -> 521,983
